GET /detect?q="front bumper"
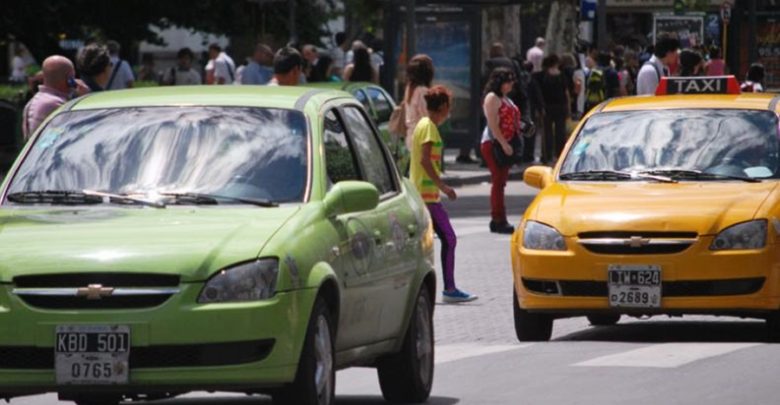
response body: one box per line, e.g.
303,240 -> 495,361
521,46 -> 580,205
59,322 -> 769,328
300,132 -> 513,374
0,283 -> 317,395
512,234 -> 780,316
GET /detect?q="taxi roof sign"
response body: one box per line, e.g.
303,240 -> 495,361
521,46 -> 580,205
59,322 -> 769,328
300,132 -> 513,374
656,75 -> 741,96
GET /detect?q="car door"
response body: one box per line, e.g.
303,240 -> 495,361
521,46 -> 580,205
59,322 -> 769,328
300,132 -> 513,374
338,105 -> 417,342
321,107 -> 384,350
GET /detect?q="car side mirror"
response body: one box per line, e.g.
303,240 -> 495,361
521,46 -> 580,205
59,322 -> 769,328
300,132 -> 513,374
524,166 -> 554,189
323,181 -> 379,217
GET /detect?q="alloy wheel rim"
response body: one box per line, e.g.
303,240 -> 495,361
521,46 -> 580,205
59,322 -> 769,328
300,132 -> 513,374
314,315 -> 334,404
415,295 -> 433,388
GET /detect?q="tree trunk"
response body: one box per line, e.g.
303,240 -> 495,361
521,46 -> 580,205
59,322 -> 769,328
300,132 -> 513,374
544,0 -> 578,56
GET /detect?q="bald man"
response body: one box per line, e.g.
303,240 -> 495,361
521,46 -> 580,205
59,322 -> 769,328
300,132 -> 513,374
22,55 -> 88,140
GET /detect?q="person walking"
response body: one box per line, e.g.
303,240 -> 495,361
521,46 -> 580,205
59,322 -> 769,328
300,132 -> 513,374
538,54 -> 570,165
584,51 -> 619,113
329,32 -> 349,77
342,44 -> 378,83
162,48 -> 202,86
741,63 -> 766,93
403,54 -> 435,161
77,44 -> 112,92
481,67 -> 520,235
207,43 -> 236,85
105,40 -> 134,90
410,85 -> 478,303
705,46 -> 726,76
241,43 -> 274,85
526,37 -> 545,73
22,55 -> 89,140
679,49 -> 705,76
636,35 -> 680,95
268,47 -> 303,86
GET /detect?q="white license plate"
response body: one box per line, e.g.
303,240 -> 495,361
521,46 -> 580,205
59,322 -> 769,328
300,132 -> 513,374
55,325 -> 130,385
608,264 -> 661,308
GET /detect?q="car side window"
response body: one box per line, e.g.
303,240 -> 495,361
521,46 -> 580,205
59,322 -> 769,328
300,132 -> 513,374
323,109 -> 361,186
340,106 -> 396,195
353,90 -> 372,113
367,87 -> 393,123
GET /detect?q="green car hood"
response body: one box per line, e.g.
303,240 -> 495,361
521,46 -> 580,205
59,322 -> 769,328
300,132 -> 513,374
0,206 -> 300,283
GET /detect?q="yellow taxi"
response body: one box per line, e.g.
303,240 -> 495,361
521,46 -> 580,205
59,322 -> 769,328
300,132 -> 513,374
512,76 -> 780,341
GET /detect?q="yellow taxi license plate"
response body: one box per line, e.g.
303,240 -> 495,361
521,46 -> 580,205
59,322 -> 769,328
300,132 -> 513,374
608,264 -> 661,308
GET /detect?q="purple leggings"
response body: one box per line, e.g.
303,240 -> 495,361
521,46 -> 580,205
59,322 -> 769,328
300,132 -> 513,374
427,203 -> 456,291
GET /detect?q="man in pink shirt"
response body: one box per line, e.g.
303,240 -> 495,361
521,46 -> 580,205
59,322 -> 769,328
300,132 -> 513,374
22,55 -> 88,140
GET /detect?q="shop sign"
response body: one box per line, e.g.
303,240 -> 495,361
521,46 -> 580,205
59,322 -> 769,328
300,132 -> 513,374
653,13 -> 704,47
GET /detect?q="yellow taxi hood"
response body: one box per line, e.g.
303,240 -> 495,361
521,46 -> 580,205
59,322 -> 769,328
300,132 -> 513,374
530,182 -> 779,236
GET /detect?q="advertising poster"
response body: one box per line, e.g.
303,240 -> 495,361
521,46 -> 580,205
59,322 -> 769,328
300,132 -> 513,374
756,14 -> 780,90
653,14 -> 704,48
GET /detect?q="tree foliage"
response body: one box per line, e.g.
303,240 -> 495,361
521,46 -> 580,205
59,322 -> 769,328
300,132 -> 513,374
1,0 -> 332,62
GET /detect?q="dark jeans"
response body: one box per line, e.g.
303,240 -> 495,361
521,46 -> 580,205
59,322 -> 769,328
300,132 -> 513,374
542,105 -> 567,163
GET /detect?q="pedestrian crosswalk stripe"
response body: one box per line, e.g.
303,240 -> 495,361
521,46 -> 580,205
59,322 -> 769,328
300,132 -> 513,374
435,343 -> 532,365
573,343 -> 759,368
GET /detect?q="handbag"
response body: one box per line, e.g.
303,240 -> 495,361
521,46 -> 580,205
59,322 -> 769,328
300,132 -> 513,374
491,132 -> 524,167
388,102 -> 407,138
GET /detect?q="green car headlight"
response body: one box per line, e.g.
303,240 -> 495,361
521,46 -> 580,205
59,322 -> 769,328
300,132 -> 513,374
710,220 -> 767,251
523,220 -> 566,251
198,259 -> 279,303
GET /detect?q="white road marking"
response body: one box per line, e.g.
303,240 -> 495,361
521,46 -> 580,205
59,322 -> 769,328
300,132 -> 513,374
574,343 -> 759,368
435,343 -> 532,364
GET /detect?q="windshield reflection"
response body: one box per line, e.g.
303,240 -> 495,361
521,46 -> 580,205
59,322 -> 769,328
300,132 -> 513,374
560,109 -> 780,180
7,107 -> 308,204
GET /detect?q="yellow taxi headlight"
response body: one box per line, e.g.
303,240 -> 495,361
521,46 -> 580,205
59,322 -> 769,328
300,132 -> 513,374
710,220 -> 767,251
523,221 -> 566,251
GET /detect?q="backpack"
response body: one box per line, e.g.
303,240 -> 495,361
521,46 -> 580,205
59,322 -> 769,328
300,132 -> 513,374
741,81 -> 755,93
585,68 -> 606,108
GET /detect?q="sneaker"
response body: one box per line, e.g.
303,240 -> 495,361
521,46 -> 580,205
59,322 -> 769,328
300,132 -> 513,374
442,289 -> 479,303
490,221 -> 515,234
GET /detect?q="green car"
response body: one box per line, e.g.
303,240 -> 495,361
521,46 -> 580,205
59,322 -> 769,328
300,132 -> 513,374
0,86 -> 436,405
304,82 -> 408,170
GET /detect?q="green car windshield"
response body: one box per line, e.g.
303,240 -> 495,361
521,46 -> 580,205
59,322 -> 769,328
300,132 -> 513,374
6,106 -> 308,203
560,109 -> 780,180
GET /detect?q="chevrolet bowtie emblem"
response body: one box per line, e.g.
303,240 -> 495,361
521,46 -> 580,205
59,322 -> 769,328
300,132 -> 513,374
76,284 -> 115,300
626,236 -> 650,248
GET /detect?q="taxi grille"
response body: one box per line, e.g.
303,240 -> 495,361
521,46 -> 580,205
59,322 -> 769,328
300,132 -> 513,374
13,273 -> 180,288
578,231 -> 698,255
0,340 -> 275,369
524,277 -> 765,297
11,273 -> 181,310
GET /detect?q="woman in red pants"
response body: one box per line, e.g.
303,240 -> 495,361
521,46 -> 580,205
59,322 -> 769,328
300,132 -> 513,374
480,68 -> 520,234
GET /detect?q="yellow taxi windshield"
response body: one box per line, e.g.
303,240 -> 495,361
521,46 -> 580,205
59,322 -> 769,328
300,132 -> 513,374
561,109 -> 780,180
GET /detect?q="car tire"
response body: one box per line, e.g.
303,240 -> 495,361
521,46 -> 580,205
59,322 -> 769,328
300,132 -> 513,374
513,289 -> 553,342
273,297 -> 335,405
766,312 -> 780,342
376,287 -> 434,404
587,314 -> 621,326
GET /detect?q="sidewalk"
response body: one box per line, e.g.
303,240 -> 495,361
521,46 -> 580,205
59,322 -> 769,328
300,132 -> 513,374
440,148 -> 531,187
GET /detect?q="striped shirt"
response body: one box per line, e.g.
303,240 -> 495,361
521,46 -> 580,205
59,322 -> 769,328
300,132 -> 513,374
410,117 -> 443,203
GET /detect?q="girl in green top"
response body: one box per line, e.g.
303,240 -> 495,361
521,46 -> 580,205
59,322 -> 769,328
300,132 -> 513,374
409,85 -> 478,303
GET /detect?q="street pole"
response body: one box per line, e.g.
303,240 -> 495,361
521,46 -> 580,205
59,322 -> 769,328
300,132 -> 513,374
405,0 -> 416,62
596,0 -> 607,50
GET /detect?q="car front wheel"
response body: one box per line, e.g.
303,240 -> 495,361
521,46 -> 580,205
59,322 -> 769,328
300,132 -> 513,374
377,287 -> 434,403
274,297 -> 335,405
513,288 -> 553,341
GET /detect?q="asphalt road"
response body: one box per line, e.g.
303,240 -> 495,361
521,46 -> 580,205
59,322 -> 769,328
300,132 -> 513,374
11,180 -> 780,405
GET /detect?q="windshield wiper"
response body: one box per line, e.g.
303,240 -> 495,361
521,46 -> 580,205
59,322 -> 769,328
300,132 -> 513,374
82,189 -> 166,208
157,191 -> 279,207
559,170 -> 676,183
6,190 -> 104,205
638,169 -> 761,183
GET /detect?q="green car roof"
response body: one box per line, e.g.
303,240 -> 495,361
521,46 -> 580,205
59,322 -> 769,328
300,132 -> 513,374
67,85 -> 351,111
